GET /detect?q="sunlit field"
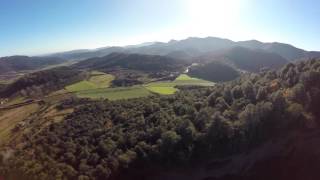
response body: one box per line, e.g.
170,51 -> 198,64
145,74 -> 215,95
65,71 -> 115,92
76,86 -> 152,100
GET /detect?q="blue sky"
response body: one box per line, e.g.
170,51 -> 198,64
0,0 -> 319,56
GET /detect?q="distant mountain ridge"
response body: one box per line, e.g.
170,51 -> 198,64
2,37 -> 319,83
237,40 -> 311,60
0,56 -> 65,74
46,37 -> 320,61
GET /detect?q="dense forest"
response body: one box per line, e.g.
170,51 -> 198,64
0,67 -> 87,98
188,61 -> 240,82
1,59 -> 320,179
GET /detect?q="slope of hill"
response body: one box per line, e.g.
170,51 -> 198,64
188,44 -> 284,82
46,43 -> 156,61
74,52 -> 187,73
212,46 -> 289,72
47,47 -> 125,61
165,50 -> 194,62
0,67 -> 86,98
237,41 -> 306,60
188,61 -> 240,82
0,56 -> 66,74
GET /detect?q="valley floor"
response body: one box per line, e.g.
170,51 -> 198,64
65,72 -> 215,100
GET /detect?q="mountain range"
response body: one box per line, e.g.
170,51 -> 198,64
2,37 -> 320,83
47,37 -> 320,62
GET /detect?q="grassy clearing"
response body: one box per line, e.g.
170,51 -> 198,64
0,104 -> 39,145
145,74 -> 215,95
175,74 -> 198,81
174,74 -> 215,84
66,71 -> 152,100
65,81 -> 98,92
76,86 -> 152,100
90,71 -> 107,76
65,71 -> 115,92
145,86 -> 177,95
145,82 -> 179,95
89,73 -> 115,88
5,97 -> 25,106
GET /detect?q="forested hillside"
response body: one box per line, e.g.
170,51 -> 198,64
74,53 -> 186,73
222,46 -> 289,72
48,47 -> 125,61
0,67 -> 86,98
1,58 -> 320,180
188,61 -> 240,82
187,46 -> 288,82
200,46 -> 289,73
0,56 -> 66,74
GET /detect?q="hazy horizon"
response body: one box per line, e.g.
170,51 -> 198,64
1,0 -> 320,56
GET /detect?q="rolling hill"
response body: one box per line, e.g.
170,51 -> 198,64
0,67 -> 86,98
200,46 -> 289,72
73,52 -> 187,73
47,47 -> 125,61
237,40 -> 320,60
0,56 -> 66,74
187,46 -> 288,82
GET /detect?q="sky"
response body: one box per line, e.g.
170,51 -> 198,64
0,0 -> 319,56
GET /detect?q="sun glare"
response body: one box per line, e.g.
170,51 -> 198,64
186,0 -> 245,35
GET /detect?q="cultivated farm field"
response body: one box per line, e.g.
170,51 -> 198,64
66,73 -> 214,100
76,86 -> 152,100
65,71 -> 115,92
145,74 -> 215,95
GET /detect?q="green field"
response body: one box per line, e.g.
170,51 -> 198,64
65,72 -> 115,92
66,71 -> 153,100
175,74 -> 198,81
90,71 -> 108,76
89,73 -> 115,88
66,73 -> 214,100
66,81 -> 98,92
145,74 -> 215,95
145,86 -> 178,95
145,82 -> 179,95
174,74 -> 215,84
76,86 -> 152,100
